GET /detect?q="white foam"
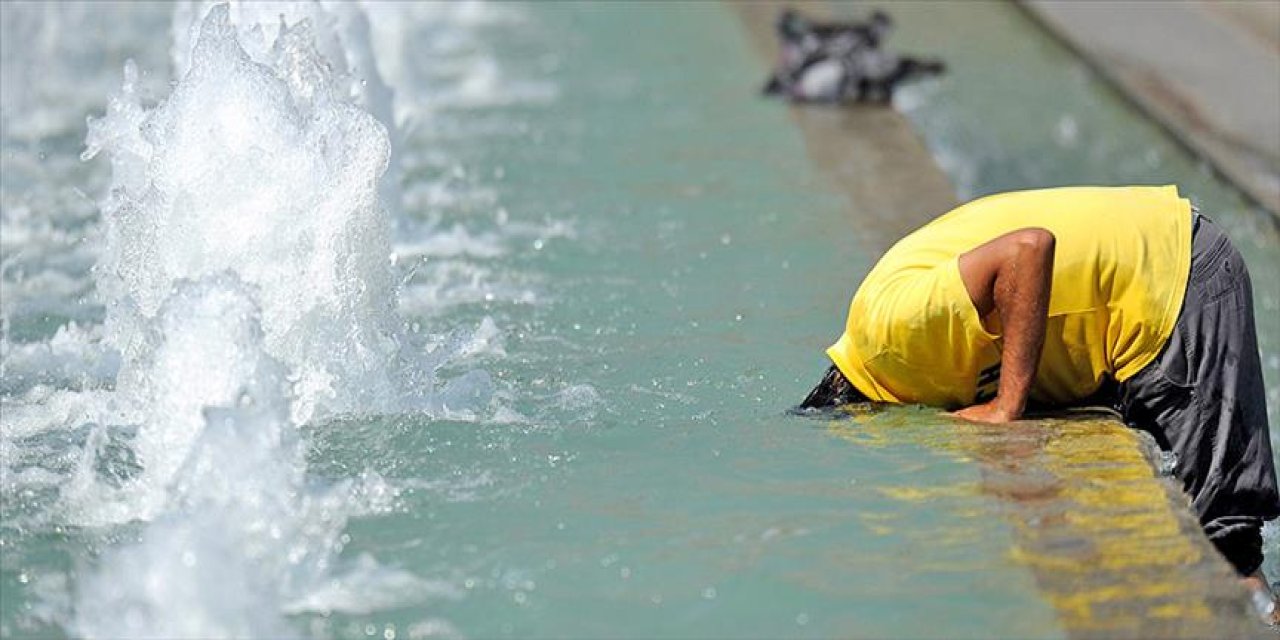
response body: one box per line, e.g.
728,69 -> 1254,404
84,4 -> 412,426
0,388 -> 127,442
0,0 -> 575,634
283,553 -> 463,616
60,4 -> 496,635
67,274 -> 445,637
63,275 -> 290,523
0,323 -> 118,396
170,0 -> 402,218
555,384 -> 601,413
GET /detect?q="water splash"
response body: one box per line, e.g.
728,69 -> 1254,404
71,276 -> 299,637
84,4 -> 413,427
71,276 -> 447,637
170,0 -> 402,219
60,3 -> 483,635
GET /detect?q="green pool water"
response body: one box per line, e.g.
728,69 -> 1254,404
322,4 -> 1061,636
326,2 -> 1276,636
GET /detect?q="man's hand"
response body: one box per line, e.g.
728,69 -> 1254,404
951,399 -> 1018,424
955,227 -> 1056,422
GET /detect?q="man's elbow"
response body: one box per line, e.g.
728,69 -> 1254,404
1009,228 -> 1055,259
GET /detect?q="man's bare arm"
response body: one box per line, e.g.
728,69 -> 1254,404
952,228 -> 1055,423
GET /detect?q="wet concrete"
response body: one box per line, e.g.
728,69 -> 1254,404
830,411 -> 1269,639
732,2 -> 1271,635
1021,0 -> 1280,217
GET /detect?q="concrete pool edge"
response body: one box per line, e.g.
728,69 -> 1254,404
828,411 -> 1271,638
1016,415 -> 1269,639
728,2 -> 1270,635
1017,0 -> 1280,219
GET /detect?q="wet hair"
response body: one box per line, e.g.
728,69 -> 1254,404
799,364 -> 869,409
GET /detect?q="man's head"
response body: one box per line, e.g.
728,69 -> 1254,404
799,364 -> 868,409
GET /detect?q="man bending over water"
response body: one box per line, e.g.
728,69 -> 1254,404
802,186 -> 1280,616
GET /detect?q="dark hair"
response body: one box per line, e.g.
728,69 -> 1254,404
799,364 -> 868,409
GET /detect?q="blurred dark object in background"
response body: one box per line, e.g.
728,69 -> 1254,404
762,7 -> 945,105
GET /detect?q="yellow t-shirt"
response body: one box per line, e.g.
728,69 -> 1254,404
827,185 -> 1192,408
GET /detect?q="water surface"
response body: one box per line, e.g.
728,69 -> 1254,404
1,2 -> 1275,638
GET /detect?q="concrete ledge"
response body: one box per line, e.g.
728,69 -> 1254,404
827,410 -> 1269,638
1020,0 -> 1280,217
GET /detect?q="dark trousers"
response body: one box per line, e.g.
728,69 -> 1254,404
1119,214 -> 1280,576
